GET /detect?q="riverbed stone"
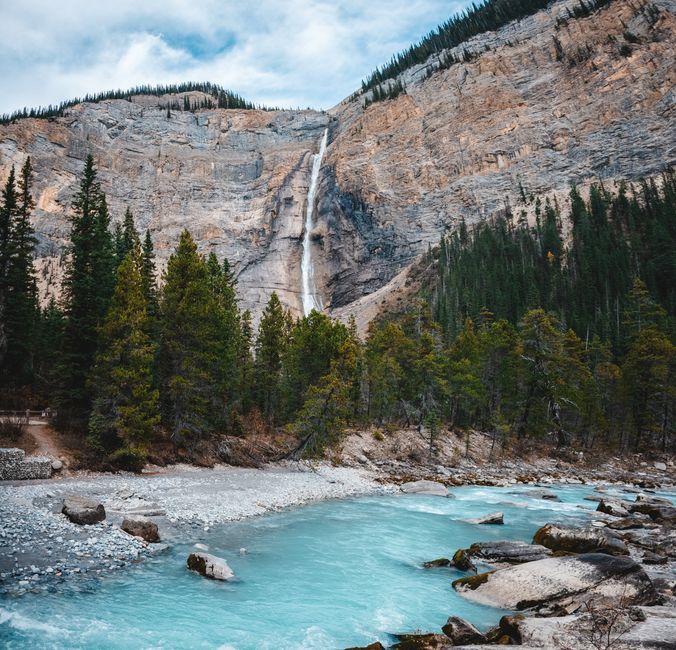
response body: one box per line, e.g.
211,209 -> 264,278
400,480 -> 448,497
452,548 -> 477,572
466,540 -> 552,564
121,516 -> 160,542
532,523 -> 628,555
441,616 -> 486,644
391,633 -> 453,649
453,553 -> 658,611
596,499 -> 630,517
465,511 -> 503,525
187,552 -> 235,581
62,496 -> 106,525
629,496 -> 676,524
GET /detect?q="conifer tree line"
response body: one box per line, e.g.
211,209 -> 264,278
428,172 -> 675,350
0,156 -> 673,467
0,82 -> 267,125
360,0 -> 613,97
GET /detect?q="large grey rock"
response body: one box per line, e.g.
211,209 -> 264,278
62,496 -> 105,525
466,540 -> 552,564
121,516 -> 160,542
465,511 -> 503,525
453,554 -> 658,611
187,553 -> 235,581
441,616 -> 486,645
629,499 -> 676,524
597,499 -> 631,517
533,523 -> 628,555
400,480 -> 448,496
390,633 -> 453,649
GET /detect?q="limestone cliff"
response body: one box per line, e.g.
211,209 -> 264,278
0,0 -> 673,324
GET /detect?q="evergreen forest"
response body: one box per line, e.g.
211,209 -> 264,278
0,82 -> 263,125
0,156 -> 673,470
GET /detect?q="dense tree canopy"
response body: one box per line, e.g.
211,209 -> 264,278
0,156 -> 672,466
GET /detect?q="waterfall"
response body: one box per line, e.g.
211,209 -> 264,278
301,128 -> 329,316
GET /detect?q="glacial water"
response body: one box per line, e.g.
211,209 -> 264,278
1,484 -> 672,650
301,128 -> 328,316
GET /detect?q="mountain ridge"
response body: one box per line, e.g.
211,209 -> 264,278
0,0 -> 673,324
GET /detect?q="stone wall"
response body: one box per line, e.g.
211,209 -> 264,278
0,448 -> 52,480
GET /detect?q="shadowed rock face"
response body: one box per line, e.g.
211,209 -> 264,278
0,0 -> 674,325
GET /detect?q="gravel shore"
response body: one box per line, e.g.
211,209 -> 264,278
0,461 -> 389,595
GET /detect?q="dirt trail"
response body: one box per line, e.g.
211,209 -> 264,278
26,423 -> 63,458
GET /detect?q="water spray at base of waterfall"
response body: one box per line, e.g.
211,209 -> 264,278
301,128 -> 328,316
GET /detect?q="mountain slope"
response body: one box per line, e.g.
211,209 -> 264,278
0,0 -> 673,323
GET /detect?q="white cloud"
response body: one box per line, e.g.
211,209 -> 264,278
0,0 -> 469,113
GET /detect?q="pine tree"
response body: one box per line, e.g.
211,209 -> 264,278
289,338 -> 358,458
253,292 -> 289,423
141,230 -> 158,321
3,158 -> 38,385
89,247 -> 159,469
622,328 -> 674,451
0,167 -> 18,371
58,155 -> 115,428
158,230 -> 222,441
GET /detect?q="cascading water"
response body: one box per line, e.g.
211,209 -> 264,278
301,128 -> 328,316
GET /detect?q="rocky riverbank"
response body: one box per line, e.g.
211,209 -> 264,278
0,462 -> 389,595
1,453 -> 674,650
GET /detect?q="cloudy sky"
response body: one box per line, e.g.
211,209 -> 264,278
0,0 -> 471,115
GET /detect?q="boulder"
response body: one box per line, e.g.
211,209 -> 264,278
422,558 -> 451,568
606,516 -> 650,530
345,644 -> 385,650
452,548 -> 477,572
51,459 -> 63,471
533,523 -> 628,555
596,499 -> 630,517
629,501 -> 676,524
62,496 -> 105,525
391,633 -> 453,649
453,554 -> 658,611
654,461 -> 667,471
441,616 -> 486,645
121,516 -> 160,542
400,480 -> 448,497
186,552 -> 235,581
465,512 -> 503,525
466,540 -> 552,564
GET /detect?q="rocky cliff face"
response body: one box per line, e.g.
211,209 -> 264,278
0,0 -> 674,324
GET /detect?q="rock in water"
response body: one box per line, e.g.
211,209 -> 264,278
466,540 -> 552,564
532,523 -> 628,555
452,554 -> 658,611
422,558 -> 451,569
121,516 -> 160,542
596,499 -> 630,517
465,511 -> 504,525
400,480 -> 448,496
187,553 -> 236,581
345,644 -> 386,650
441,616 -> 486,645
452,548 -> 477,572
62,496 -> 106,525
390,633 -> 453,649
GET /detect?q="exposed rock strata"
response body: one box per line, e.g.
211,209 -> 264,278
0,0 -> 673,323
